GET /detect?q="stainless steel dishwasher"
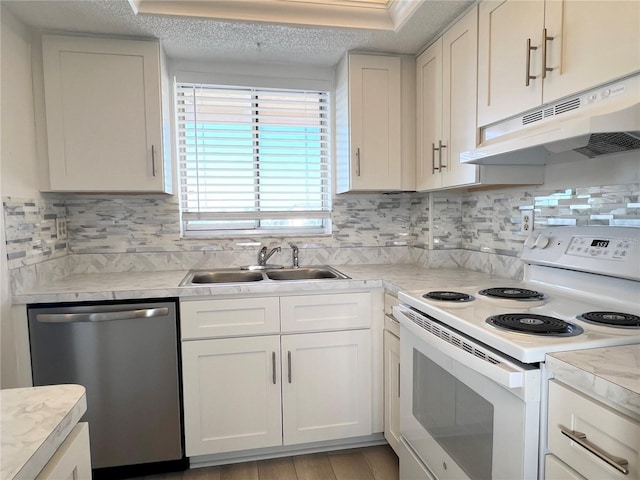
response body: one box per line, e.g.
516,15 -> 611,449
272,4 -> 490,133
28,300 -> 184,473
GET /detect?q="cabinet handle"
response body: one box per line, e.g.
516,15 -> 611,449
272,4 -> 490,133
36,307 -> 169,323
438,140 -> 447,171
559,425 -> 630,475
431,143 -> 440,173
525,38 -> 538,86
151,144 -> 157,177
355,147 -> 361,176
397,362 -> 401,398
287,351 -> 292,383
542,28 -> 554,79
272,351 -> 277,385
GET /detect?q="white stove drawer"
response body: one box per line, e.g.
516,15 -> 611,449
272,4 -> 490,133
547,380 -> 639,479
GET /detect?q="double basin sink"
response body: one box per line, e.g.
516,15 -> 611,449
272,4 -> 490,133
180,265 -> 349,286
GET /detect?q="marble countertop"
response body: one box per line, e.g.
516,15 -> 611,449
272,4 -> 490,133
12,263 -> 508,304
547,345 -> 640,419
1,384 -> 87,480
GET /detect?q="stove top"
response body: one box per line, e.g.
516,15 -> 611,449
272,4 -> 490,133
398,227 -> 640,363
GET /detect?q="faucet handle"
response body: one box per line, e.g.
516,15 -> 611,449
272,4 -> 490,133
291,244 -> 299,268
258,246 -> 268,265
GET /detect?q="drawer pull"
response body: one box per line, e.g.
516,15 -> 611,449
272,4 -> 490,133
560,425 -> 630,475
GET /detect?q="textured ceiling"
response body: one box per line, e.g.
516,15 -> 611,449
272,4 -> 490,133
3,0 -> 474,67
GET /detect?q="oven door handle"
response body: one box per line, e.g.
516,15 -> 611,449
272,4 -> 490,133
395,305 -> 529,389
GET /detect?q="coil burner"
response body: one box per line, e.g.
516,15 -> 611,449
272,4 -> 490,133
577,311 -> 640,329
487,313 -> 584,336
479,287 -> 545,301
423,291 -> 475,303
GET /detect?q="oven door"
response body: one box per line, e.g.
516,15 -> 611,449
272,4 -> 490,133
394,305 -> 541,480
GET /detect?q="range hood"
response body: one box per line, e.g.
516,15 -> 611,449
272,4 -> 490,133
461,74 -> 640,165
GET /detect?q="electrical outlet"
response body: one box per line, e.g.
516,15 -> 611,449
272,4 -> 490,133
56,218 -> 67,238
520,210 -> 534,233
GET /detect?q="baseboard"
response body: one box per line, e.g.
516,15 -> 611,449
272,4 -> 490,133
188,433 -> 387,468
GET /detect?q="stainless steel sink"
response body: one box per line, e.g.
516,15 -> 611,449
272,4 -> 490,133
265,267 -> 349,281
181,269 -> 265,285
180,266 -> 349,285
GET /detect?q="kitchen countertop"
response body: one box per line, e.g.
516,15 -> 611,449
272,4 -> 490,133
547,345 -> 640,419
12,263 -> 508,304
1,384 -> 87,480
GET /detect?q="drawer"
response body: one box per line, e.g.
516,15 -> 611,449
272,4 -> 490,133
384,293 -> 400,317
547,380 -> 639,479
280,292 -> 371,332
384,293 -> 401,336
181,297 -> 280,339
545,454 -> 586,480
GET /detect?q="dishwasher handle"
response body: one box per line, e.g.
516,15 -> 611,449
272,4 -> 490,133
36,307 -> 170,323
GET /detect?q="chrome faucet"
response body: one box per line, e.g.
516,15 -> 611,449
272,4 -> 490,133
258,246 -> 281,267
291,245 -> 299,268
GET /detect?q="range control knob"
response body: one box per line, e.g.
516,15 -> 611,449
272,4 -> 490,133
535,233 -> 550,249
524,234 -> 538,249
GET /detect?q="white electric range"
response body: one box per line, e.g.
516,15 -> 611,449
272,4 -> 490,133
393,226 -> 640,480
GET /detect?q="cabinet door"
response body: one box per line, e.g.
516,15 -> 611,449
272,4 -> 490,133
477,0 -> 545,126
383,330 -> 401,455
415,39 -> 443,191
348,54 -> 402,190
543,0 -> 640,104
36,423 -> 91,480
42,35 -> 166,192
441,6 -> 479,188
182,336 -> 282,456
281,330 -> 372,445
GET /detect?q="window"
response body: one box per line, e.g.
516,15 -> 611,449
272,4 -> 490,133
176,83 -> 331,235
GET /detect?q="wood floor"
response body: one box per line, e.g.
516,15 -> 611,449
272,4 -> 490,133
138,445 -> 398,480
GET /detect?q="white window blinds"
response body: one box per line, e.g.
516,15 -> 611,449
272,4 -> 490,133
176,83 -> 331,234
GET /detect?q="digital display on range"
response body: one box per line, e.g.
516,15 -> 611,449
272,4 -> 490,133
590,239 -> 609,248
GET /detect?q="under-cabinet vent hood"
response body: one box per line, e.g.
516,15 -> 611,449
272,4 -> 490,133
461,74 -> 640,165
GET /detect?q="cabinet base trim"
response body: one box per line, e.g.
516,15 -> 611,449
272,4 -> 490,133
188,433 -> 385,468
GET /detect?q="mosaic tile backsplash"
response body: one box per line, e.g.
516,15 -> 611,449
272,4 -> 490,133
3,182 -> 639,279
3,197 -> 67,267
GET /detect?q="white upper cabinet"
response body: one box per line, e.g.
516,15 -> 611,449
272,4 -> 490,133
416,38 -> 443,191
542,0 -> 640,104
416,5 -> 544,191
41,35 -> 171,192
478,0 -> 640,127
336,53 -> 415,193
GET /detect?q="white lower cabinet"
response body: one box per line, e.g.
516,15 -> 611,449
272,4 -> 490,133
282,329 -> 372,445
182,335 -> 283,456
546,379 -> 639,479
545,453 -> 586,479
36,422 -> 91,480
181,292 -> 377,458
383,294 -> 402,456
383,329 -> 400,454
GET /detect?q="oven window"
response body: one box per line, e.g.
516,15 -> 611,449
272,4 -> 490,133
413,349 -> 494,479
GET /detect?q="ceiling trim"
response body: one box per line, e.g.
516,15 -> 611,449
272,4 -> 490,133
127,0 -> 425,31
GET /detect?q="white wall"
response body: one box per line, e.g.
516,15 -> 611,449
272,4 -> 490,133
1,5 -> 40,387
